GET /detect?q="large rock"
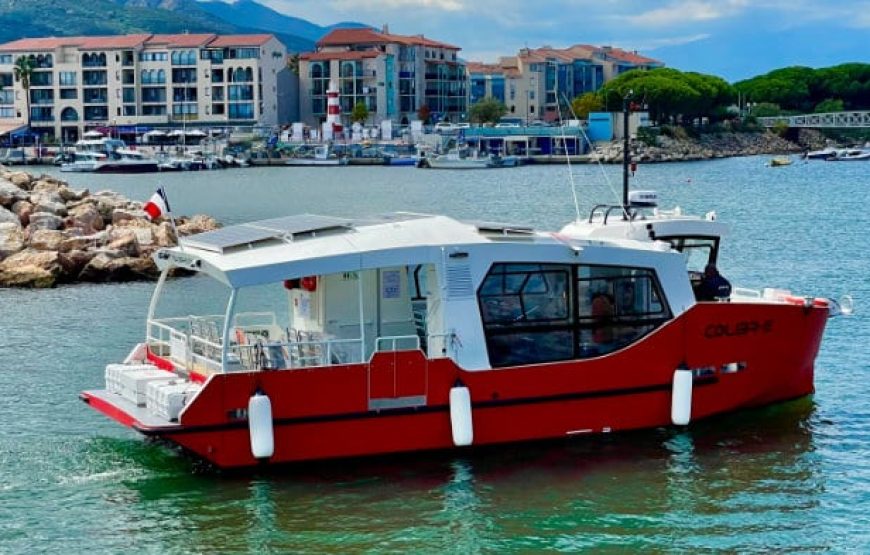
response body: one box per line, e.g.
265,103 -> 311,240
59,230 -> 108,252
154,222 -> 177,247
28,212 -> 64,231
59,249 -> 95,277
33,199 -> 68,217
0,249 -> 63,288
111,208 -> 148,226
7,172 -> 32,190
0,222 -> 25,259
11,200 -> 33,227
28,229 -> 64,251
176,215 -> 220,236
0,206 -> 19,225
107,232 -> 140,258
0,179 -> 27,206
78,253 -> 159,282
58,186 -> 88,203
68,203 -> 104,232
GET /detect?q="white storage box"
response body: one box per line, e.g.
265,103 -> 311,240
105,363 -> 157,394
118,368 -> 177,406
145,380 -> 202,421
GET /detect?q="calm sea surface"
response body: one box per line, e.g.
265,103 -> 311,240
1,157 -> 868,552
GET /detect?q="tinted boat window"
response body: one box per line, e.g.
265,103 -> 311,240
478,263 -> 672,367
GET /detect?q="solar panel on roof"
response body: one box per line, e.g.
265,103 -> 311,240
182,214 -> 355,253
248,214 -> 353,235
183,225 -> 278,253
472,220 -> 535,235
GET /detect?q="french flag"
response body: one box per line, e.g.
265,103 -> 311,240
143,187 -> 171,220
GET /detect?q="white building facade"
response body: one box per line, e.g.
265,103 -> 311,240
0,33 -> 289,142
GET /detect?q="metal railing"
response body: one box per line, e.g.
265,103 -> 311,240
147,315 -> 457,373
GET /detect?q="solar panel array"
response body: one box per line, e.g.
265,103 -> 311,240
184,214 -> 354,253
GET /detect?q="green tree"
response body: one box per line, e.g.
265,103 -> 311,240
598,67 -> 734,126
469,97 -> 507,125
571,92 -> 603,119
13,55 -> 34,133
749,102 -> 781,117
814,98 -> 844,113
287,53 -> 300,76
351,101 -> 369,124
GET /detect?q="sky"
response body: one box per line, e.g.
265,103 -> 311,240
252,0 -> 870,82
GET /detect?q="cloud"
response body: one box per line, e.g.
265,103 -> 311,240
626,0 -> 748,27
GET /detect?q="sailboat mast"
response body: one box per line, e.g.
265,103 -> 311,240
622,91 -> 631,218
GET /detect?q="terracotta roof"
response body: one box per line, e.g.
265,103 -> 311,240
318,28 -> 459,50
301,50 -> 381,61
466,61 -> 520,78
516,44 -> 661,66
0,33 -> 276,52
145,34 -> 216,48
204,34 -> 273,47
0,34 -> 152,51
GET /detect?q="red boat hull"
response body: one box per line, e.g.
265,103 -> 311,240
82,302 -> 827,468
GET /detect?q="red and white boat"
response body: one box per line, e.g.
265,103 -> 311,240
80,195 -> 849,468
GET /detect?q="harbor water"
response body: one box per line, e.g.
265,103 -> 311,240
1,157 -> 868,552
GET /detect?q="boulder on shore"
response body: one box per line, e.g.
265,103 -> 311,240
0,168 -> 219,288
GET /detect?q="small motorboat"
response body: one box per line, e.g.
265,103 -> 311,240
769,156 -> 792,167
828,148 -> 870,161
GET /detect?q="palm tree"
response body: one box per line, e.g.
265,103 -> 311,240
13,56 -> 34,136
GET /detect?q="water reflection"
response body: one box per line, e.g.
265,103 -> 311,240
79,398 -> 827,552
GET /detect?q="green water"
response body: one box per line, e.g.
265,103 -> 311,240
1,158 -> 867,552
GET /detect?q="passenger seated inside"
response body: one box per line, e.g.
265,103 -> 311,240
590,292 -> 615,346
694,263 -> 732,301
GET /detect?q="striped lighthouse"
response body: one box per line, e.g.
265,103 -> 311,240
323,81 -> 342,141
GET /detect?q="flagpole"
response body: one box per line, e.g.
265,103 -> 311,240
159,184 -> 184,252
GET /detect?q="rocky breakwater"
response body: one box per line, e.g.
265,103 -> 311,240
0,168 -> 219,288
593,131 -> 804,163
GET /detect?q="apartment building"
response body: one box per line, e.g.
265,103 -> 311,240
0,33 -> 289,142
299,27 -> 467,127
468,45 -> 663,123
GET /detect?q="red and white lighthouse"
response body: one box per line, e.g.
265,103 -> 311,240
323,81 -> 342,140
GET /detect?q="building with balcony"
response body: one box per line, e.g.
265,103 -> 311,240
299,26 -> 466,127
467,44 -> 663,123
0,33 -> 289,142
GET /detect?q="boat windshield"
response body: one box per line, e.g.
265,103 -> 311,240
657,236 -> 719,273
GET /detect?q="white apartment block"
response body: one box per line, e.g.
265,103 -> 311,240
299,27 -> 467,127
0,33 -> 289,142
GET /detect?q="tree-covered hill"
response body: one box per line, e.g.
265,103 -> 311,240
0,0 -> 316,52
735,64 -> 870,114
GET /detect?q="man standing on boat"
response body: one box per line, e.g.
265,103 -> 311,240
695,264 -> 732,301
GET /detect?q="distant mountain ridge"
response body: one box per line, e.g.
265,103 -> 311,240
0,0 -> 368,53
196,0 -> 370,43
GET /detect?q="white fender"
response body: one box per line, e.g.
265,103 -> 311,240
449,385 -> 473,446
248,393 -> 274,459
671,369 -> 693,425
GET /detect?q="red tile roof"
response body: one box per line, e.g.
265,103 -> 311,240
0,33 -> 277,52
301,50 -> 381,61
208,34 -> 273,47
144,34 -> 216,48
515,44 -> 661,66
318,28 -> 459,50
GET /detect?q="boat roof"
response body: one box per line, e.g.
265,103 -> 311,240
157,212 -> 666,288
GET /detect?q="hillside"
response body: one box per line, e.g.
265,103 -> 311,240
0,0 -> 328,52
197,0 -> 369,42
